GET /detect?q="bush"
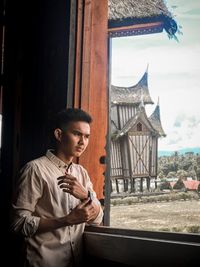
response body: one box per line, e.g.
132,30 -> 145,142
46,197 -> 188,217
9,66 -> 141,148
186,225 -> 200,233
160,181 -> 172,190
110,191 -> 200,205
173,179 -> 185,190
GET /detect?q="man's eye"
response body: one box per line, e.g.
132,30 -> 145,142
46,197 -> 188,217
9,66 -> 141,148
73,131 -> 81,136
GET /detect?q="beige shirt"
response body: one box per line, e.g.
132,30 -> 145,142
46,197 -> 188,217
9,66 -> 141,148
11,150 -> 103,267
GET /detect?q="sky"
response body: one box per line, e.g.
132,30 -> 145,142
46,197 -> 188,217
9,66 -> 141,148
111,0 -> 200,152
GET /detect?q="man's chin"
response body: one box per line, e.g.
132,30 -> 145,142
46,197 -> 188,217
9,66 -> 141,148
74,151 -> 84,157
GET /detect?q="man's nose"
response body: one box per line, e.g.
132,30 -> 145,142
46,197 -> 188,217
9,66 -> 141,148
78,136 -> 84,144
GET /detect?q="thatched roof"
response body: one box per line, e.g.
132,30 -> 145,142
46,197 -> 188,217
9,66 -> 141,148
149,103 -> 166,137
108,0 -> 178,38
108,0 -> 171,21
111,69 -> 153,105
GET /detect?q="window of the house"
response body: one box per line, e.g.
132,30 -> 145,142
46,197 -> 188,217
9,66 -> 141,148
137,122 -> 142,132
108,0 -> 200,234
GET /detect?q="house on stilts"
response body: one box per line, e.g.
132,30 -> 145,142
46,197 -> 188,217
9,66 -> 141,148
110,67 -> 166,194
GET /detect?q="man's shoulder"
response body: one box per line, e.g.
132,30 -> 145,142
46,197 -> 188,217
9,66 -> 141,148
22,155 -> 48,170
30,155 -> 48,164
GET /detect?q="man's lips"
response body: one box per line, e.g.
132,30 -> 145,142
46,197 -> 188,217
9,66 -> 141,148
76,147 -> 84,152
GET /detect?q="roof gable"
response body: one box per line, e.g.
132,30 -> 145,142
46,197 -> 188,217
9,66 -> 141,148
115,106 -> 158,139
149,103 -> 166,137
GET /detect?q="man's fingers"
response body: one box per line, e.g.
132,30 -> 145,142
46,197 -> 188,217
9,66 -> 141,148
63,189 -> 70,193
79,198 -> 91,208
64,174 -> 76,181
57,175 -> 76,181
57,178 -> 74,186
59,184 -> 72,189
57,175 -> 66,181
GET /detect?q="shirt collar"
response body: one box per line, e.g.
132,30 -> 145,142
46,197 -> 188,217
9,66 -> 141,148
46,149 -> 73,171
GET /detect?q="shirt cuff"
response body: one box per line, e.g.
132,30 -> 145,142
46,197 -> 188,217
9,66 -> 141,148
22,215 -> 41,237
89,205 -> 104,226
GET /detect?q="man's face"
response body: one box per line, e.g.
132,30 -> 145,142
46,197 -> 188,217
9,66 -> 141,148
59,121 -> 90,158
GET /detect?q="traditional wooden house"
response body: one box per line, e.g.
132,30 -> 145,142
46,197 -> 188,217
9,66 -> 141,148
108,0 -> 176,195
110,68 -> 166,193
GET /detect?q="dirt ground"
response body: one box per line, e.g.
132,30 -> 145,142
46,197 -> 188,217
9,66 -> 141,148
110,199 -> 200,233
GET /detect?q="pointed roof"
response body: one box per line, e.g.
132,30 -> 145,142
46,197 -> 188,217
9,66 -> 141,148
149,100 -> 166,137
114,106 -> 158,140
111,69 -> 154,105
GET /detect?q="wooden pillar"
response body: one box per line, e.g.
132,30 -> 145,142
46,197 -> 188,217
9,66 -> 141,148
116,178 -> 119,194
131,178 -> 135,193
146,177 -> 150,191
140,178 -> 143,192
73,0 -> 108,200
155,177 -> 158,189
127,135 -> 133,191
110,178 -> 113,192
124,178 -> 129,192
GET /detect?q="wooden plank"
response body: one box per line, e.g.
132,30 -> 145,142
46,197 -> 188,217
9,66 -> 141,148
108,21 -> 164,38
66,0 -> 77,108
108,21 -> 163,33
74,0 -> 108,200
84,229 -> 200,267
84,225 -> 200,243
74,0 -> 83,108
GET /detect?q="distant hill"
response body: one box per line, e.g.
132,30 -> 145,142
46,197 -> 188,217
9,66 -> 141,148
158,147 -> 200,157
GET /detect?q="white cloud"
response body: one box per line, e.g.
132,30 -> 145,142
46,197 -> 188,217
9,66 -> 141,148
166,0 -> 200,19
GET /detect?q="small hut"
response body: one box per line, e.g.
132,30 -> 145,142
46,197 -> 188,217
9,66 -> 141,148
110,68 -> 166,193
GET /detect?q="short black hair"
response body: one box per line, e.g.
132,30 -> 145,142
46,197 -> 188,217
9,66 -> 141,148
53,108 -> 92,131
47,108 -> 92,148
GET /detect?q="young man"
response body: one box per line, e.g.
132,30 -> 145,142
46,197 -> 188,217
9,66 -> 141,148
11,108 -> 103,267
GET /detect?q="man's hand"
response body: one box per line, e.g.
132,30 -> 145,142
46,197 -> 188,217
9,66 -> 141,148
37,199 -> 100,233
57,174 -> 88,200
66,199 -> 98,225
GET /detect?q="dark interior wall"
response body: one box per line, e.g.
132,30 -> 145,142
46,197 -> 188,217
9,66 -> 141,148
4,0 -> 71,166
2,0 -> 71,187
1,0 -> 72,264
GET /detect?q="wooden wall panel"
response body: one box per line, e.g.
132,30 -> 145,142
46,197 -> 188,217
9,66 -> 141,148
74,0 -> 108,200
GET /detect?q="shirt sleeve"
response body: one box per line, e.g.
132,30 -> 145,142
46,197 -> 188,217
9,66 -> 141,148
11,162 -> 43,237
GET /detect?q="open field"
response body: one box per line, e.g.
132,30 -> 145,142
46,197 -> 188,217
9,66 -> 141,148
110,199 -> 200,233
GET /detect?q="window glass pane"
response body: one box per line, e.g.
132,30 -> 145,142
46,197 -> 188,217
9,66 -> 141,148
109,0 -> 200,233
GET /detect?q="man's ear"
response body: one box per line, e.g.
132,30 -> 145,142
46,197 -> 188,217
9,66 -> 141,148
54,128 -> 62,142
